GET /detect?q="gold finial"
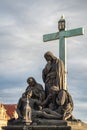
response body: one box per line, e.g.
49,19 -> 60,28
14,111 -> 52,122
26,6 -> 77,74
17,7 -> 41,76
61,15 -> 65,19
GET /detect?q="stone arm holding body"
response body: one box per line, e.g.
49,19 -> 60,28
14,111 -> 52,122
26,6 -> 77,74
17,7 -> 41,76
41,93 -> 57,111
56,90 -> 66,106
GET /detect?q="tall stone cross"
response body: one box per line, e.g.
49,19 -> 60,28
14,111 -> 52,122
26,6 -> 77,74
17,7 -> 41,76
43,16 -> 84,90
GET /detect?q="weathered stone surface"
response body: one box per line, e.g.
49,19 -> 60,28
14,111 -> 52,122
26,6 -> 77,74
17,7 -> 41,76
2,120 -> 87,130
2,125 -> 71,130
32,119 -> 67,126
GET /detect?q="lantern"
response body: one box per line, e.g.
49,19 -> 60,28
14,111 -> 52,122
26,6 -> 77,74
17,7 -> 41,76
58,15 -> 65,31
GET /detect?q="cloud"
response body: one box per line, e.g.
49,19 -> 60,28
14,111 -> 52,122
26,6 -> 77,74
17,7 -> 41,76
0,0 -> 87,122
73,100 -> 87,122
0,86 -> 24,104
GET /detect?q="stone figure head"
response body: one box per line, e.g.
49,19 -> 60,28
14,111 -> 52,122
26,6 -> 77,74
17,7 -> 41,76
44,51 -> 57,62
27,77 -> 36,86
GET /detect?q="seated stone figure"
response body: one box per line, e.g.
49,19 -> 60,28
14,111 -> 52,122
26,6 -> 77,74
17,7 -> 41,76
25,77 -> 45,102
49,86 -> 74,120
16,77 -> 45,121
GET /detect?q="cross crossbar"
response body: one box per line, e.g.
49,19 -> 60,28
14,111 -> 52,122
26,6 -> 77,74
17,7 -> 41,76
43,27 -> 84,42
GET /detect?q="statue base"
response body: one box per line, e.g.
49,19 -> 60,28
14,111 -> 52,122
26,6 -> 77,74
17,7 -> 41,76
2,119 -> 87,130
3,124 -> 71,130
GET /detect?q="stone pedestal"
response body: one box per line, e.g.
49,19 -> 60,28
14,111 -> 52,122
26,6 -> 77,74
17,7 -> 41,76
2,120 -> 87,130
2,125 -> 71,130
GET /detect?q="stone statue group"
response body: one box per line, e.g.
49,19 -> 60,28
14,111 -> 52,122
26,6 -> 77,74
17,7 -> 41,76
16,51 -> 75,124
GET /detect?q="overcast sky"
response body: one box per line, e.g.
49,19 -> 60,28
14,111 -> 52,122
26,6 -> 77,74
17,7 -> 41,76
0,0 -> 87,122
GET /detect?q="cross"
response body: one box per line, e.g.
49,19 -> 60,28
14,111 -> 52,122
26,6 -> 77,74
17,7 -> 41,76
43,16 -> 84,90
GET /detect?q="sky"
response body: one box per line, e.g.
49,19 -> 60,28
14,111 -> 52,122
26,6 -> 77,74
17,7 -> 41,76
0,0 -> 87,122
